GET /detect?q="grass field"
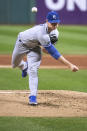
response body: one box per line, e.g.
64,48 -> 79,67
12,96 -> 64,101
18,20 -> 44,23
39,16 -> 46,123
0,68 -> 87,92
0,25 -> 87,54
0,117 -> 87,131
0,25 -> 87,131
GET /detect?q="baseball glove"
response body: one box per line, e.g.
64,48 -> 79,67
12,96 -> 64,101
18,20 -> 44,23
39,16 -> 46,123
49,34 -> 58,45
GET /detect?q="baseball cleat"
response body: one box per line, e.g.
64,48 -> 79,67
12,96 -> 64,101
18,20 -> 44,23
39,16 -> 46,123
22,62 -> 28,77
29,96 -> 37,105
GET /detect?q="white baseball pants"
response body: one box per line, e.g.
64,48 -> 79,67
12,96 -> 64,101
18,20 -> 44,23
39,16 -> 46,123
12,34 -> 42,96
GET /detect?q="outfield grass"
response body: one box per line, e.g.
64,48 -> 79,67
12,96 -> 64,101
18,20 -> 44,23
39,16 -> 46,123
0,25 -> 30,54
57,25 -> 87,54
0,117 -> 87,131
0,68 -> 87,92
0,25 -> 87,54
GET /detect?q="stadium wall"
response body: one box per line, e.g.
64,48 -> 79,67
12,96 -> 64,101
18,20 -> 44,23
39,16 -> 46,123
0,0 -> 36,24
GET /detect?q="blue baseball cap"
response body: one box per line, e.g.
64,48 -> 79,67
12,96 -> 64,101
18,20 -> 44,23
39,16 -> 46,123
46,11 -> 60,23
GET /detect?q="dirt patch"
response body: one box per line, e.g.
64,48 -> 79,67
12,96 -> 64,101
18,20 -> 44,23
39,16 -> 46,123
0,55 -> 87,69
0,90 -> 87,117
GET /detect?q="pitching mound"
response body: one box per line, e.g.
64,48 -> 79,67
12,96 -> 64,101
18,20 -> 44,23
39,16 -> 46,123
0,90 -> 87,117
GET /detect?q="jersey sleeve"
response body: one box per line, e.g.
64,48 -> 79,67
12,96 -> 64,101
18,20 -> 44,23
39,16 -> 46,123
44,43 -> 61,59
37,34 -> 51,47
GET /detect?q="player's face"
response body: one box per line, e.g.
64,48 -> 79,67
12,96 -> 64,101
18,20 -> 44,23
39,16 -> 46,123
46,21 -> 58,31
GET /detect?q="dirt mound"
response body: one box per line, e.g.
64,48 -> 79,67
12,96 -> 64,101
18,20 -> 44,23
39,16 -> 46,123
0,90 -> 87,117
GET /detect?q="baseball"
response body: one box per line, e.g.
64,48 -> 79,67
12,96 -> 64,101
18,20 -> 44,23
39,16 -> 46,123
31,7 -> 38,13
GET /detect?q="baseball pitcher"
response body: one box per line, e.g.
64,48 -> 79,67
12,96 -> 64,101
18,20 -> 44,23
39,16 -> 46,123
12,11 -> 79,105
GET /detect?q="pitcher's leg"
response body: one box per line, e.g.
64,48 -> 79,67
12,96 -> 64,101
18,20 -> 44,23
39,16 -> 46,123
28,61 -> 41,96
11,35 -> 28,70
27,47 -> 42,104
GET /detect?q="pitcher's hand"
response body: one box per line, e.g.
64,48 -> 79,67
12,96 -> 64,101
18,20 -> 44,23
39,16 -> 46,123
69,64 -> 79,72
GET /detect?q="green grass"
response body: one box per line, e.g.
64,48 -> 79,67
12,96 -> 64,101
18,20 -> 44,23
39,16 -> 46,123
0,68 -> 28,90
38,69 -> 87,92
0,68 -> 87,92
0,25 -> 87,54
0,117 -> 87,131
0,25 -> 31,54
56,25 -> 87,54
